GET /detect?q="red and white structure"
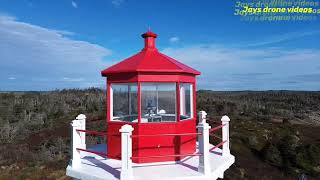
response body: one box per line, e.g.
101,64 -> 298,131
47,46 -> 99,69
66,31 -> 235,180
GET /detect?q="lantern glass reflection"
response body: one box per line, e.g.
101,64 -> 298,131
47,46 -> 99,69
141,83 -> 176,123
111,83 -> 138,122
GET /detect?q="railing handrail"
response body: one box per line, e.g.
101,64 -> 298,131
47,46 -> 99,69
76,148 -> 108,157
70,112 -> 231,179
209,134 -> 222,140
131,153 -> 202,159
76,148 -> 120,159
76,129 -> 120,136
209,123 -> 225,133
76,129 -> 107,136
130,123 -> 225,138
131,132 -> 201,138
205,118 -> 222,124
209,140 -> 227,152
76,123 -> 224,138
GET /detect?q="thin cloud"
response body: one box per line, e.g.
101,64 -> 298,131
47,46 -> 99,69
71,1 -> 77,8
162,45 -> 320,90
231,73 -> 272,77
0,13 -> 16,21
0,14 -> 112,90
111,0 -> 124,6
169,36 -> 180,43
61,77 -> 84,82
53,30 -> 76,36
291,74 -> 320,82
244,30 -> 320,47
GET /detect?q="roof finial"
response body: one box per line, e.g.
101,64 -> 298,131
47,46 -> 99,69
141,30 -> 157,50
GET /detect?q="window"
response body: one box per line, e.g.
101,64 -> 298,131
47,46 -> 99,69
180,83 -> 193,120
141,83 -> 176,122
111,83 -> 138,122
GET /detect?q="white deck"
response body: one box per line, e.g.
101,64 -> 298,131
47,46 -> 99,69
66,143 -> 235,180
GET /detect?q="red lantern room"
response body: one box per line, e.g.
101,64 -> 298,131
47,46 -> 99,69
101,31 -> 201,163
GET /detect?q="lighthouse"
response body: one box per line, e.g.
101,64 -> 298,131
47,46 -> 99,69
66,31 -> 235,180
101,31 -> 200,163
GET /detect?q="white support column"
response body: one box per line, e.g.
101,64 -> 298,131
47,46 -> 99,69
190,84 -> 194,118
110,85 -> 114,121
120,124 -> 134,180
221,115 -> 230,157
197,111 -> 211,175
180,86 -> 186,115
76,114 -> 86,149
70,119 -> 82,169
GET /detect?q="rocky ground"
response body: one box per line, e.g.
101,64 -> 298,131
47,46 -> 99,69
223,119 -> 320,180
0,90 -> 319,179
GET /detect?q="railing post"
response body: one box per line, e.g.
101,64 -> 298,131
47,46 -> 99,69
120,124 -> 134,180
76,114 -> 86,149
70,118 -> 82,169
221,115 -> 230,157
197,111 -> 211,175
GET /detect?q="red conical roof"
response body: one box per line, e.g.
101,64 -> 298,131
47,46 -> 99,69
101,31 -> 200,76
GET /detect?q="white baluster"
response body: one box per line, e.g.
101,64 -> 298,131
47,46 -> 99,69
120,124 -> 134,180
221,115 -> 230,157
76,114 -> 86,149
197,111 -> 211,175
70,119 -> 82,169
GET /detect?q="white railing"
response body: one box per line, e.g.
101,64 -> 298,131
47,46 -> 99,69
119,125 -> 134,180
197,111 -> 231,178
69,111 -> 231,180
70,114 -> 86,169
197,111 -> 212,175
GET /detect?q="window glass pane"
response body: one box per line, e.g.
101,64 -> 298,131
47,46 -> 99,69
141,83 -> 176,123
180,83 -> 193,120
111,83 -> 138,122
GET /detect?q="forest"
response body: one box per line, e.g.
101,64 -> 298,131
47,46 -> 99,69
0,89 -> 319,179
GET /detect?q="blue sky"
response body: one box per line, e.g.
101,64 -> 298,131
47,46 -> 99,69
0,0 -> 319,91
